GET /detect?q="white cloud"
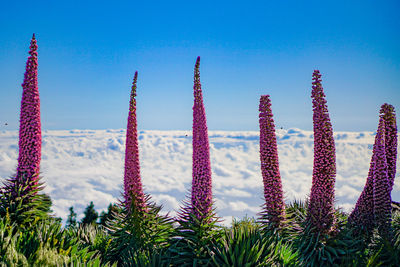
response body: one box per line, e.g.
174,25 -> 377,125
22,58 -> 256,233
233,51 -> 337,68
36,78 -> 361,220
229,201 -> 260,213
336,185 -> 362,199
220,188 -> 252,198
0,129 -> 399,225
220,216 -> 236,227
152,194 -> 181,210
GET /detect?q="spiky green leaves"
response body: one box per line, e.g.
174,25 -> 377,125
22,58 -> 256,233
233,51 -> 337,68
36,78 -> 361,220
0,217 -> 111,266
212,219 -> 280,266
171,210 -> 222,267
106,196 -> 174,266
0,174 -> 51,228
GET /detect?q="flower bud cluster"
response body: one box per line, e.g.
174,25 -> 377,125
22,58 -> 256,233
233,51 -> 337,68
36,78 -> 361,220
259,95 -> 285,226
307,70 -> 336,233
124,72 -> 146,210
372,118 -> 392,237
191,57 -> 213,220
17,34 -> 41,186
349,104 -> 397,238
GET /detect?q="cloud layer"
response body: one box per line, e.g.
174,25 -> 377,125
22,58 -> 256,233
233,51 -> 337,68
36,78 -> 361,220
0,129 -> 399,225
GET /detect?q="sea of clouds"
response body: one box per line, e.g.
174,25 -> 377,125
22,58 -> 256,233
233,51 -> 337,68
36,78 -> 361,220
0,129 -> 399,225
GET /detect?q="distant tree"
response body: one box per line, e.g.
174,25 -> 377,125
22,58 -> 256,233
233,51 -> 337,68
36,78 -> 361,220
81,201 -> 98,225
66,206 -> 77,228
99,203 -> 119,226
41,193 -> 53,213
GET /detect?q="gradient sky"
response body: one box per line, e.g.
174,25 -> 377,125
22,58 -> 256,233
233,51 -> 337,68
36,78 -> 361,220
0,0 -> 399,131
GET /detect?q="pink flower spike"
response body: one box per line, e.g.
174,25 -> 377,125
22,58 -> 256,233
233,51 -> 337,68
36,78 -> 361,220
307,70 -> 336,233
16,34 -> 42,187
380,104 -> 397,192
190,56 -> 213,220
259,95 -> 285,227
349,104 -> 396,238
123,71 -> 146,210
372,117 -> 392,238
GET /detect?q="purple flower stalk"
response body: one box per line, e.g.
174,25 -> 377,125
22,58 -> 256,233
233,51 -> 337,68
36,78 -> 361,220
348,155 -> 375,233
349,104 -> 396,237
380,104 -> 397,192
372,118 -> 392,238
123,71 -> 145,210
259,95 -> 285,227
191,56 -> 213,220
307,70 -> 336,233
16,34 -> 41,186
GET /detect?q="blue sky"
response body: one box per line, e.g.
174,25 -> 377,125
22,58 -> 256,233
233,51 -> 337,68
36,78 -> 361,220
0,0 -> 399,131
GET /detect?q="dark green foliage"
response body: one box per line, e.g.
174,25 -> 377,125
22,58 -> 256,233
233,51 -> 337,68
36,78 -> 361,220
100,203 -> 120,226
0,173 -> 113,265
0,216 -> 111,266
2,191 -> 400,266
211,217 -> 274,266
359,210 -> 400,266
112,248 -> 172,267
66,206 -> 77,228
292,202 -> 362,266
106,195 -> 174,266
290,200 -> 400,267
81,201 -> 99,225
171,207 -> 222,267
273,241 -> 300,266
393,210 -> 400,250
210,217 -> 300,266
295,223 -> 364,266
285,199 -> 308,229
364,233 -> 400,266
65,223 -> 112,260
0,217 -> 27,265
0,174 -> 51,229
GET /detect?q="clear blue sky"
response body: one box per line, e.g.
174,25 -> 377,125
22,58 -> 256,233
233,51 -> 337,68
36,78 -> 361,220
1,0 -> 399,131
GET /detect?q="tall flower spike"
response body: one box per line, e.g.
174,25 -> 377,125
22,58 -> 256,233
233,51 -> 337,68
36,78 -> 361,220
371,117 -> 392,239
191,56 -> 213,220
380,104 -> 397,192
349,104 -> 396,237
16,34 -> 41,185
124,71 -> 145,210
259,95 -> 285,227
348,151 -> 375,233
307,70 -> 336,233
